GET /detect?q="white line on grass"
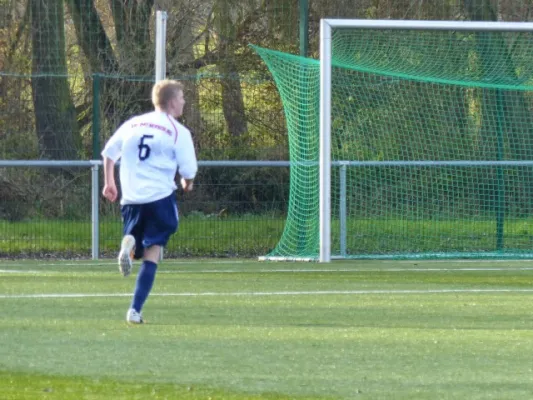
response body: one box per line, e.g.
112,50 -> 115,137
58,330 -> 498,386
3,267 -> 533,275
1,258 -> 533,269
0,260 -> 250,268
159,267 -> 533,273
2,288 -> 533,299
0,270 -> 42,273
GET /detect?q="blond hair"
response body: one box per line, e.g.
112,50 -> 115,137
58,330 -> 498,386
151,79 -> 184,110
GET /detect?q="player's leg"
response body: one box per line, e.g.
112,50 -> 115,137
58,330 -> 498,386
126,245 -> 160,324
118,235 -> 135,277
127,193 -> 178,323
119,204 -> 144,277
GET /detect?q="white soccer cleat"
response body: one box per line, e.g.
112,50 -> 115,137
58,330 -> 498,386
118,234 -> 136,277
126,308 -> 144,324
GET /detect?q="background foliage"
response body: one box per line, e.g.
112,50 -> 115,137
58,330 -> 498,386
1,0 -> 533,256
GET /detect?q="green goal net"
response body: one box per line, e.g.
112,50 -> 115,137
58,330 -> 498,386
253,22 -> 533,260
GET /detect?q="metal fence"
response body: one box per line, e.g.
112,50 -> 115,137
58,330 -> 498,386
0,160 -> 291,259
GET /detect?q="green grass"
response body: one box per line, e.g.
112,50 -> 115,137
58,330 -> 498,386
2,259 -> 533,399
0,217 -> 284,256
0,371 -> 328,400
3,217 -> 533,257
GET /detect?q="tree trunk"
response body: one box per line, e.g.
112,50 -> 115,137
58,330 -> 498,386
167,11 -> 203,150
107,0 -> 154,124
66,0 -> 119,73
464,0 -> 533,160
219,45 -> 247,139
216,0 -> 247,140
464,0 -> 533,214
109,0 -> 154,75
30,0 -> 80,160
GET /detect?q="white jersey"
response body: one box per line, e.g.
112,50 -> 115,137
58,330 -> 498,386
101,111 -> 198,205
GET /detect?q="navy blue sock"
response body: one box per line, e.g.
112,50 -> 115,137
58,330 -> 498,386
131,261 -> 157,313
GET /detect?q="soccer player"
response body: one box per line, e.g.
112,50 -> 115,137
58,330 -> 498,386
101,79 -> 198,324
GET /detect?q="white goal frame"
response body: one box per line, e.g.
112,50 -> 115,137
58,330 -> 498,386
319,19 -> 533,262
156,10 -> 167,261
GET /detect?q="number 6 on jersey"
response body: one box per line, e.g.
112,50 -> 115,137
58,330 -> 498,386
138,135 -> 154,161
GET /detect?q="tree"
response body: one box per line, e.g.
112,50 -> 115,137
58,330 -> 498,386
30,0 -> 81,159
164,2 -> 207,149
66,0 -> 119,73
464,0 -> 533,160
214,0 -> 247,141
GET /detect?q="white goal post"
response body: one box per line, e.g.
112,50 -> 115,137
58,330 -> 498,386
319,19 -> 533,262
156,10 -> 167,261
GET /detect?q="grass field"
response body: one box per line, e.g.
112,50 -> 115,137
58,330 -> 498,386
2,258 -> 533,399
3,216 -> 533,257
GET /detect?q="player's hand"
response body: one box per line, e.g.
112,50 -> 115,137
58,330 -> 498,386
181,178 -> 194,192
102,183 -> 118,202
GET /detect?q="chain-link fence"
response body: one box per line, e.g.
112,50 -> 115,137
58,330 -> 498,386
2,0 -> 533,257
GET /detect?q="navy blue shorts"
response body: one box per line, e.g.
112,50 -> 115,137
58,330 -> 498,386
121,192 -> 179,260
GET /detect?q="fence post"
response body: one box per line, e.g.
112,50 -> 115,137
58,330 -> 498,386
495,89 -> 505,251
339,163 -> 347,258
91,163 -> 100,260
92,73 -> 101,160
299,0 -> 309,57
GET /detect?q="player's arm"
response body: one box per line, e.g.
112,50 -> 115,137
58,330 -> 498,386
176,129 -> 198,193
180,177 -> 194,192
101,122 -> 128,202
102,156 -> 118,202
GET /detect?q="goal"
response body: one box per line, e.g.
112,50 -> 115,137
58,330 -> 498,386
255,19 -> 533,262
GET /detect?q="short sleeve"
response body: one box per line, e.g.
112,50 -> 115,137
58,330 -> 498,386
101,120 -> 131,162
175,127 -> 198,179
